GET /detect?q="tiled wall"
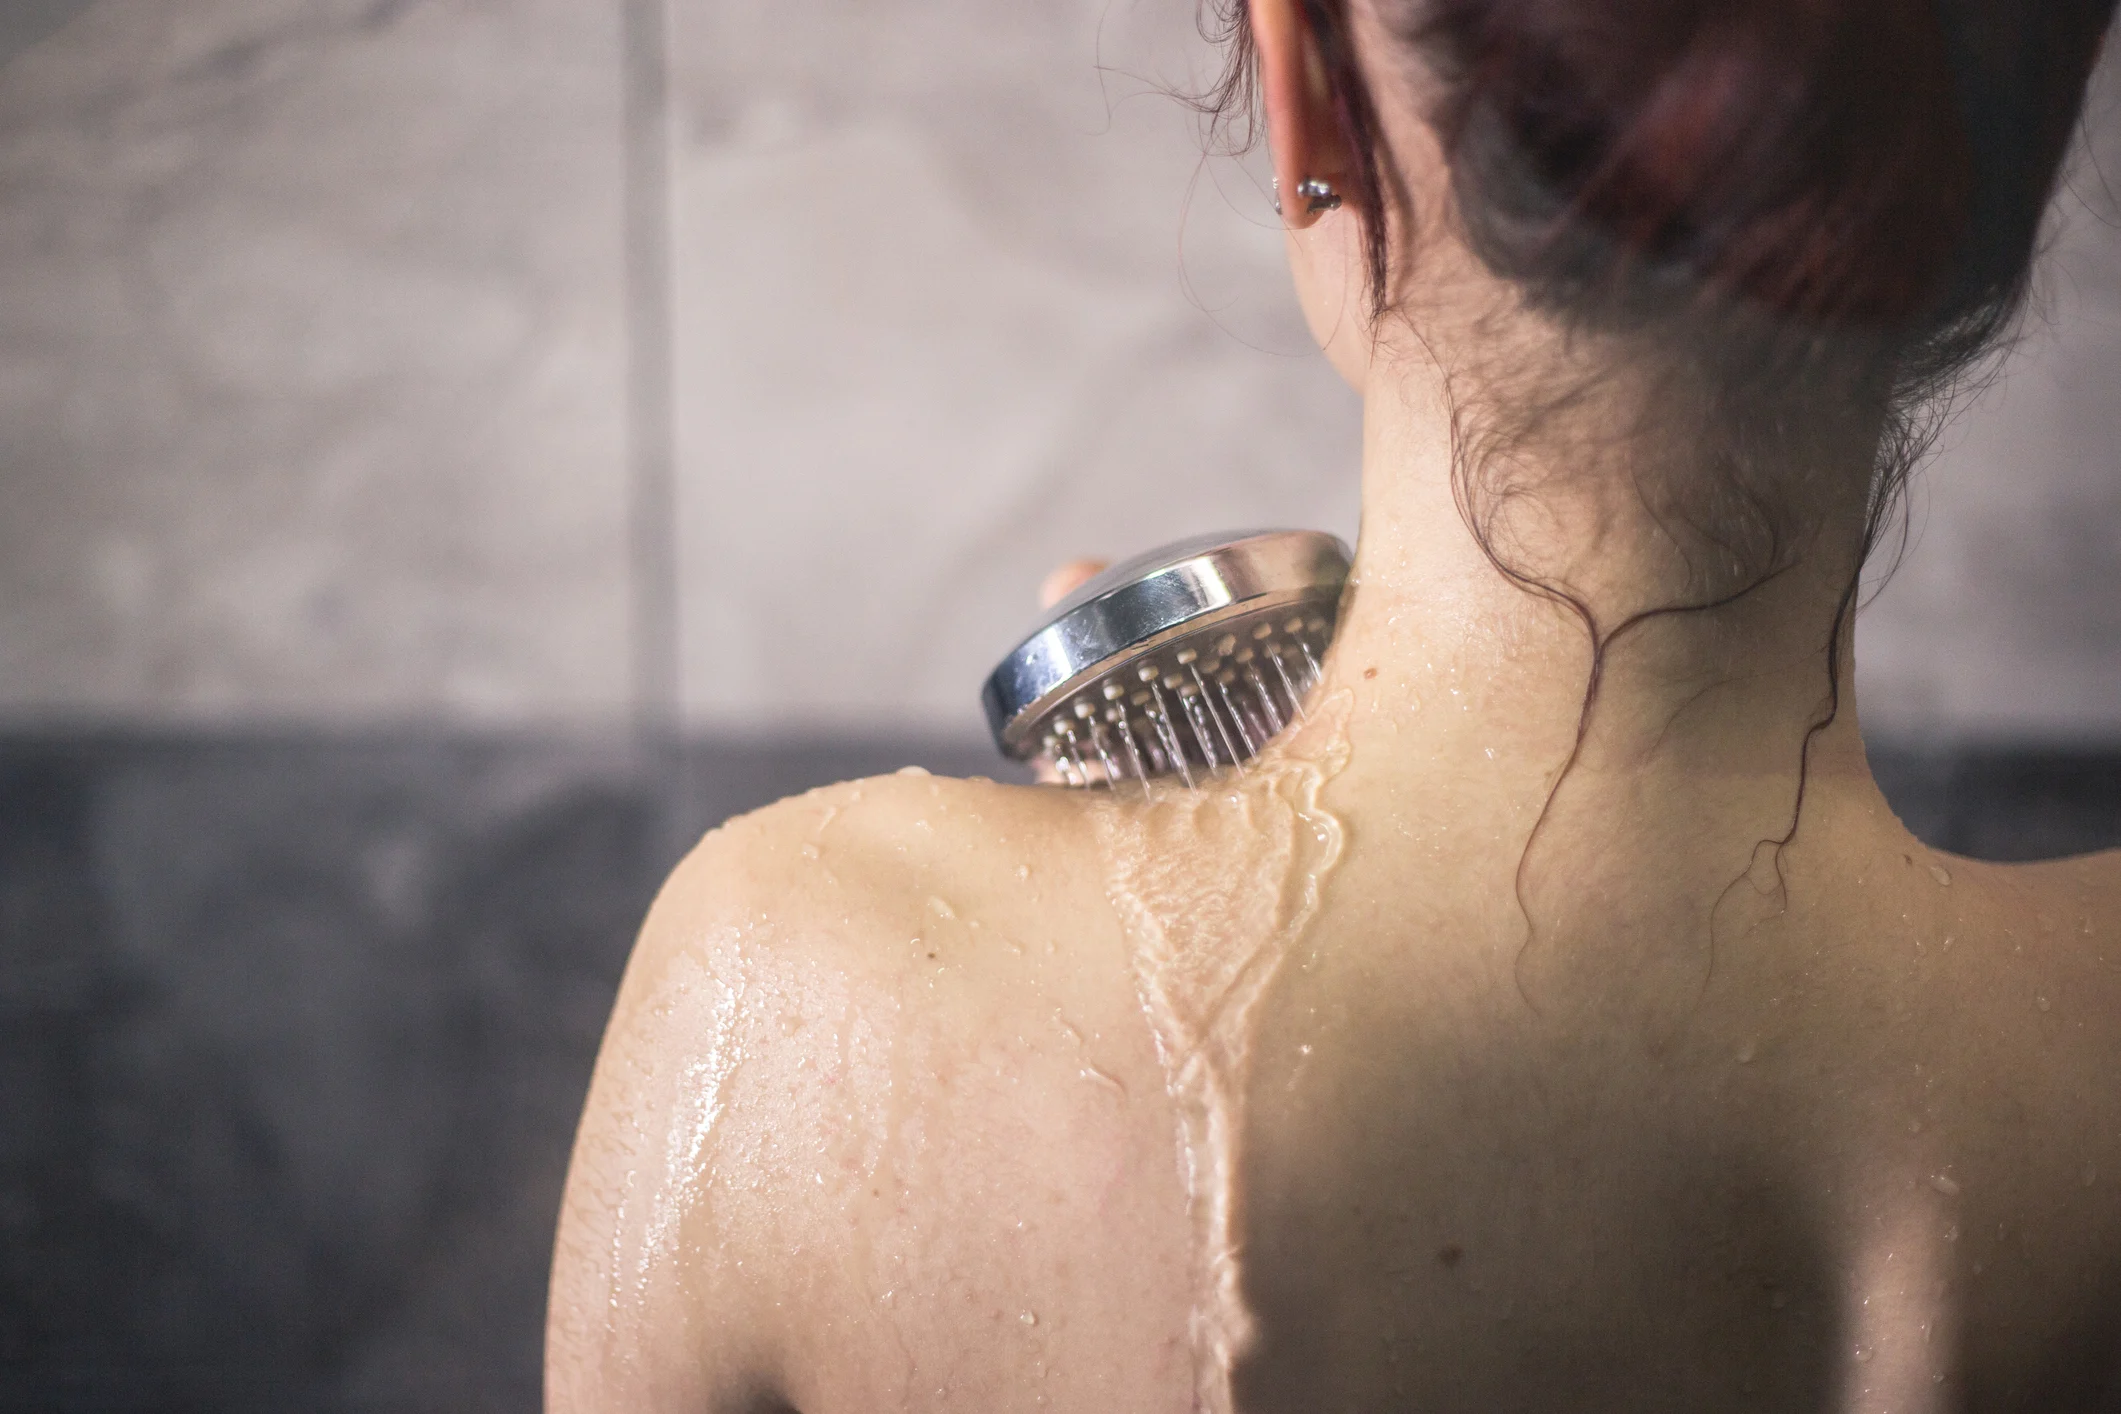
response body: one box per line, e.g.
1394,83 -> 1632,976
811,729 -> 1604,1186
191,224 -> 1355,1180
0,0 -> 2115,743
0,0 -> 633,727
1,731 -> 2113,1412
2,11 -> 2117,1406
663,0 -> 1359,733
0,731 -> 1004,1413
1859,107 -> 2121,742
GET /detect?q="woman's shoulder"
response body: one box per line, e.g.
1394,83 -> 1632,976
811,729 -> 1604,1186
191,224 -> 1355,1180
550,770 -> 1189,1412
645,768 -> 1114,977
1960,844 -> 2121,971
603,768 -> 1144,1155
1954,845 -> 2121,1041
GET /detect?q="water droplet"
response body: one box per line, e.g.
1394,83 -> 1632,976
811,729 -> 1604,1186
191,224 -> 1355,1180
1929,862 -> 1952,886
1016,864 -> 1030,881
1853,1344 -> 1875,1364
2085,1163 -> 2100,1187
1928,1173 -> 1961,1196
2037,995 -> 2052,1012
897,765 -> 931,777
927,896 -> 956,920
1079,1065 -> 1124,1092
1735,1041 -> 1758,1064
800,843 -> 820,860
1020,1310 -> 1038,1326
1908,1118 -> 1923,1134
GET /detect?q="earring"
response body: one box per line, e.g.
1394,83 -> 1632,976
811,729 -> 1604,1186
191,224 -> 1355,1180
1297,177 -> 1343,213
1272,177 -> 1343,216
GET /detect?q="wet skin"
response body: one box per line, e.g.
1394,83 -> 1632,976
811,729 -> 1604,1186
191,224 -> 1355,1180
547,768 -> 1196,1414
547,702 -> 2121,1412
544,0 -> 2121,1398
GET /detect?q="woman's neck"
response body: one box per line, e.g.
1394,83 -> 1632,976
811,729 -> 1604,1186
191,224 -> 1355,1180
1312,350 -> 1883,851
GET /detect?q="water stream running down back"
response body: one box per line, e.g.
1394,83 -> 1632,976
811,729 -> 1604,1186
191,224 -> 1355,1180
1089,696 -> 1352,1412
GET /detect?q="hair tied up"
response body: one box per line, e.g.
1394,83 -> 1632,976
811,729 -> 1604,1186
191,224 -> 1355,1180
1418,0 -> 2115,332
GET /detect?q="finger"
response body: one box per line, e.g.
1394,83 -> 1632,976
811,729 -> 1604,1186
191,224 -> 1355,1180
1038,558 -> 1110,610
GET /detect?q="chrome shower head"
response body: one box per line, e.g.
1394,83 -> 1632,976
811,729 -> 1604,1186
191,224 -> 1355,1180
981,529 -> 1352,788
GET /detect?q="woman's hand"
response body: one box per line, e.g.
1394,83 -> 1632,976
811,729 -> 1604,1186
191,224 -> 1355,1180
1038,558 -> 1108,611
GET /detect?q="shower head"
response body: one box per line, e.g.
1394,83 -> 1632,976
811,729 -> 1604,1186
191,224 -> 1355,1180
981,529 -> 1351,788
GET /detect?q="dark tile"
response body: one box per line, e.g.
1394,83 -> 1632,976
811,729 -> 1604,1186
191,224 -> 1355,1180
1871,746 -> 2121,862
0,729 -> 1000,1413
0,730 -> 2112,1412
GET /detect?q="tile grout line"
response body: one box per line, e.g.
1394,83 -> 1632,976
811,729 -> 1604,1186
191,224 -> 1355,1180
621,0 -> 700,848
622,0 -> 681,750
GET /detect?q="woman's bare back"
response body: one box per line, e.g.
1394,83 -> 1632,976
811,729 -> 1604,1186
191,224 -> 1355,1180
542,0 -> 2121,1403
1236,799 -> 2121,1412
548,738 -> 2121,1413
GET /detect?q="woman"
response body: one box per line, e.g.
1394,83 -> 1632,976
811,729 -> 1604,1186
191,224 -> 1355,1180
549,0 -> 2121,1408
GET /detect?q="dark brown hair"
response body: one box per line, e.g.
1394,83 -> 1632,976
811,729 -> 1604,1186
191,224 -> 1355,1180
1197,0 -> 2115,974
1208,0 -> 2113,354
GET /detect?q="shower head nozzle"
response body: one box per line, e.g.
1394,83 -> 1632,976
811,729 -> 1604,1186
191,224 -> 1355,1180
981,529 -> 1351,788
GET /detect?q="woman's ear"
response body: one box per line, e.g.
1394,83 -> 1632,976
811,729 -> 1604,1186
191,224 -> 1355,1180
1250,0 -> 1370,390
1249,0 -> 1350,231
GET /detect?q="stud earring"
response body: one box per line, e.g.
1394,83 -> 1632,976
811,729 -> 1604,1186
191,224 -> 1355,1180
1297,177 -> 1342,213
1271,177 -> 1343,216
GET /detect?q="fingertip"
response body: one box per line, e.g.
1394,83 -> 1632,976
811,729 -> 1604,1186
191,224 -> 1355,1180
1039,558 -> 1110,610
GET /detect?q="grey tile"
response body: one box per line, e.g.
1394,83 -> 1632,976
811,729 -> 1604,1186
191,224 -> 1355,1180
1857,44 -> 2121,741
0,729 -> 1000,1412
0,735 -> 661,1411
0,727 -> 2112,1410
0,0 -> 634,728
0,0 -> 2115,749
665,0 -> 1363,735
0,2 -> 93,69
1870,747 -> 2121,863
